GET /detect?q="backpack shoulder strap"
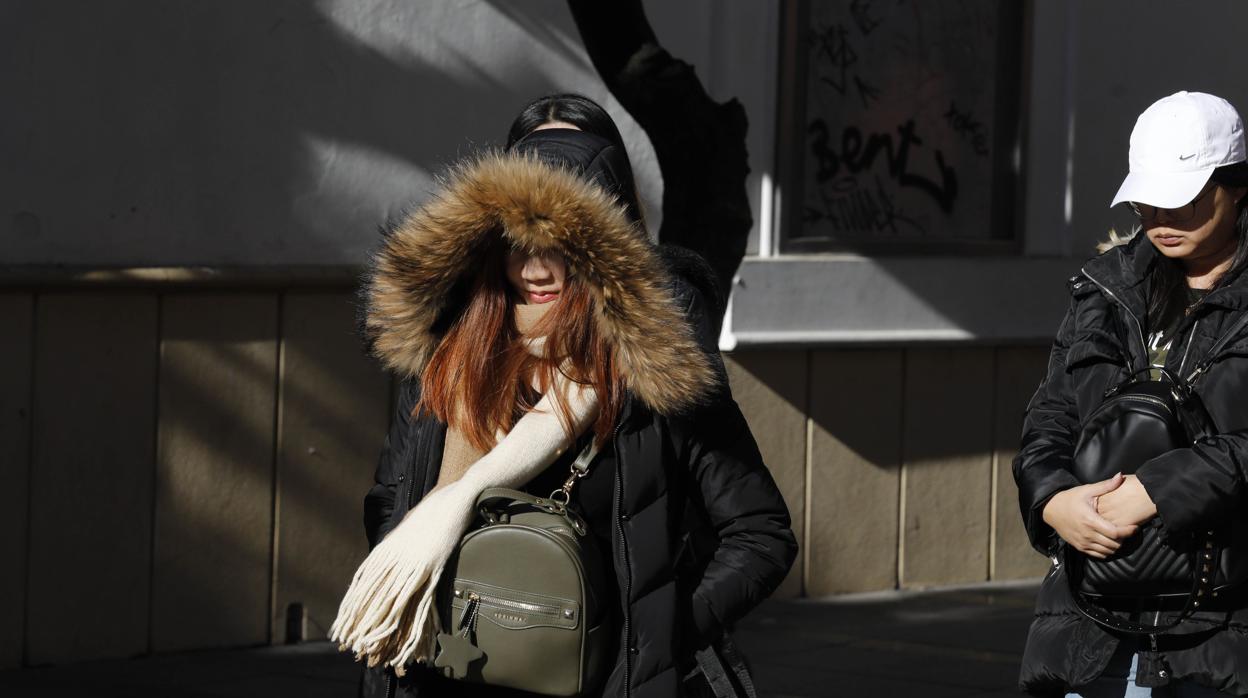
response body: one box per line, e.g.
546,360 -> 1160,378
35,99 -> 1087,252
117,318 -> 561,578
1187,309 -> 1248,382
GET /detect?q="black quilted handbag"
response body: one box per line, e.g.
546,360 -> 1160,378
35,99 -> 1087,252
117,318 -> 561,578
1066,314 -> 1248,633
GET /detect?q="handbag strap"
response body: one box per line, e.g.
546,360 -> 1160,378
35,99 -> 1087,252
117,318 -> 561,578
1186,309 -> 1248,383
1066,540 -> 1222,635
695,636 -> 759,698
476,487 -> 589,536
548,438 -> 600,507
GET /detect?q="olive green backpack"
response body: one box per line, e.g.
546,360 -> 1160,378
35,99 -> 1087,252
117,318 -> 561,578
432,443 -> 612,696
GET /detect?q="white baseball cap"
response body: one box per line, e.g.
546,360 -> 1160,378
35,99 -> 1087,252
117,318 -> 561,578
1111,91 -> 1246,209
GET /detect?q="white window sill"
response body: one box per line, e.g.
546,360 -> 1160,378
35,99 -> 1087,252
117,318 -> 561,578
719,255 -> 1081,349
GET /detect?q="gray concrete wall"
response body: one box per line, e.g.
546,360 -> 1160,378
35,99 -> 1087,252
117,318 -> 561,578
1,0 -> 777,266
23,1 -> 1230,294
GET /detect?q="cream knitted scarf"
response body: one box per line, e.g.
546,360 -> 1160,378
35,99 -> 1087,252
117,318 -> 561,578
329,302 -> 597,674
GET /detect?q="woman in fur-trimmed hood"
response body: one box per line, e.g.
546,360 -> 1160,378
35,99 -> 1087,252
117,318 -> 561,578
340,97 -> 796,698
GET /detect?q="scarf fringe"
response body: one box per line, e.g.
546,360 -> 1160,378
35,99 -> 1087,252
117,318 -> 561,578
329,374 -> 598,671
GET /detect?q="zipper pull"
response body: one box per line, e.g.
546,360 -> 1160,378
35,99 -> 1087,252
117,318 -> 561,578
1187,361 -> 1210,384
458,593 -> 480,635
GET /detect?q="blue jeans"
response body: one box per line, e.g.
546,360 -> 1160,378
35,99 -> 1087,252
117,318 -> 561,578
1066,644 -> 1227,697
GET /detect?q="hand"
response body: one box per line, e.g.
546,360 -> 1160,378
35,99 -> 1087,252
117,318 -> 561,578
1095,474 -> 1157,528
1042,473 -> 1139,559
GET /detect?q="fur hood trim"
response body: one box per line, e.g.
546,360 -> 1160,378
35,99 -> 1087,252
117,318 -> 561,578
364,150 -> 717,415
1096,227 -> 1138,253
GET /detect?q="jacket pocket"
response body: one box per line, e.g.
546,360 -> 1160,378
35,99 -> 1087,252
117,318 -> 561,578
1064,332 -> 1129,421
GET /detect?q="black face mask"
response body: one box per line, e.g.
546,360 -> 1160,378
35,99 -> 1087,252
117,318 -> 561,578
508,128 -> 642,225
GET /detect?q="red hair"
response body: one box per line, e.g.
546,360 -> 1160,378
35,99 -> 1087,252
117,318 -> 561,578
416,238 -> 625,452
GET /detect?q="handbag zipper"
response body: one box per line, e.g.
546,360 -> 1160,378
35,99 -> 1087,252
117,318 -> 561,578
1084,393 -> 1176,433
459,591 -> 570,617
459,525 -> 592,607
459,593 -> 482,632
1096,393 -> 1173,414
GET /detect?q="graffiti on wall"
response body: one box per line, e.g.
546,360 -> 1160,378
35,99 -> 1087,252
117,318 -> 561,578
797,0 -> 1012,247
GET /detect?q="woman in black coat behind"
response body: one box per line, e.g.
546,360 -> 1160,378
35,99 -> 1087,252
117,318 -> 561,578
352,95 -> 797,698
1015,91 -> 1248,696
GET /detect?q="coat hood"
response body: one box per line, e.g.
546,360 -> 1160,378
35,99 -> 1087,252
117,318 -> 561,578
510,128 -> 643,226
364,145 -> 717,416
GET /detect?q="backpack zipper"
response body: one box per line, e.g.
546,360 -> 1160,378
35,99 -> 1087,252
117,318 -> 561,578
458,526 -> 591,607
469,592 -> 567,616
458,593 -> 482,632
1087,393 -> 1175,424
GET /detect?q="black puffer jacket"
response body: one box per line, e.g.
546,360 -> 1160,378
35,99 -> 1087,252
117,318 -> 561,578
1015,233 -> 1248,696
355,130 -> 797,698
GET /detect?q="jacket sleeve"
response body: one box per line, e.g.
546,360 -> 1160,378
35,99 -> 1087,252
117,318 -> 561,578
363,378 -> 421,549
676,400 -> 798,643
1136,430 -> 1248,535
666,254 -> 796,636
1013,300 -> 1083,555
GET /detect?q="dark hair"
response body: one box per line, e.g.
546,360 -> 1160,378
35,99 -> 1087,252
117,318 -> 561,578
1147,161 -> 1248,329
505,93 -> 627,150
505,93 -> 647,229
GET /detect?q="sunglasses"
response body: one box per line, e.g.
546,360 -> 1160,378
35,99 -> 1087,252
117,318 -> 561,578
1128,183 -> 1217,223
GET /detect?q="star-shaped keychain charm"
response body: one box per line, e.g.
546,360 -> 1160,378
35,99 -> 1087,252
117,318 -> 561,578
433,632 -> 485,677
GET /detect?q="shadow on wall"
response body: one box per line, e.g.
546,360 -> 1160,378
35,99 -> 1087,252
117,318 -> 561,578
3,0 -> 575,266
6,0 -> 638,666
152,308 -> 380,651
18,290 -> 393,665
725,345 -> 1054,594
730,347 -> 1049,463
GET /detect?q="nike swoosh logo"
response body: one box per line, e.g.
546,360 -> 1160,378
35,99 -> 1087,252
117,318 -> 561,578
1179,153 -> 1197,160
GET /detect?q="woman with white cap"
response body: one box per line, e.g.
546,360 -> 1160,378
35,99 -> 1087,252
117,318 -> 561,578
1015,91 -> 1248,696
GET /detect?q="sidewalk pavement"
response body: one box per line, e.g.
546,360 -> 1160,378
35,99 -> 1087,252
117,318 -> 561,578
0,581 -> 1040,697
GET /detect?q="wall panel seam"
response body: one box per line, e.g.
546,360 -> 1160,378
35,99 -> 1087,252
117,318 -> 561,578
896,349 -> 908,589
988,348 -> 1002,581
269,292 -> 286,645
21,294 -> 38,667
146,293 -> 165,655
989,348 -> 1003,581
802,349 -> 812,598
